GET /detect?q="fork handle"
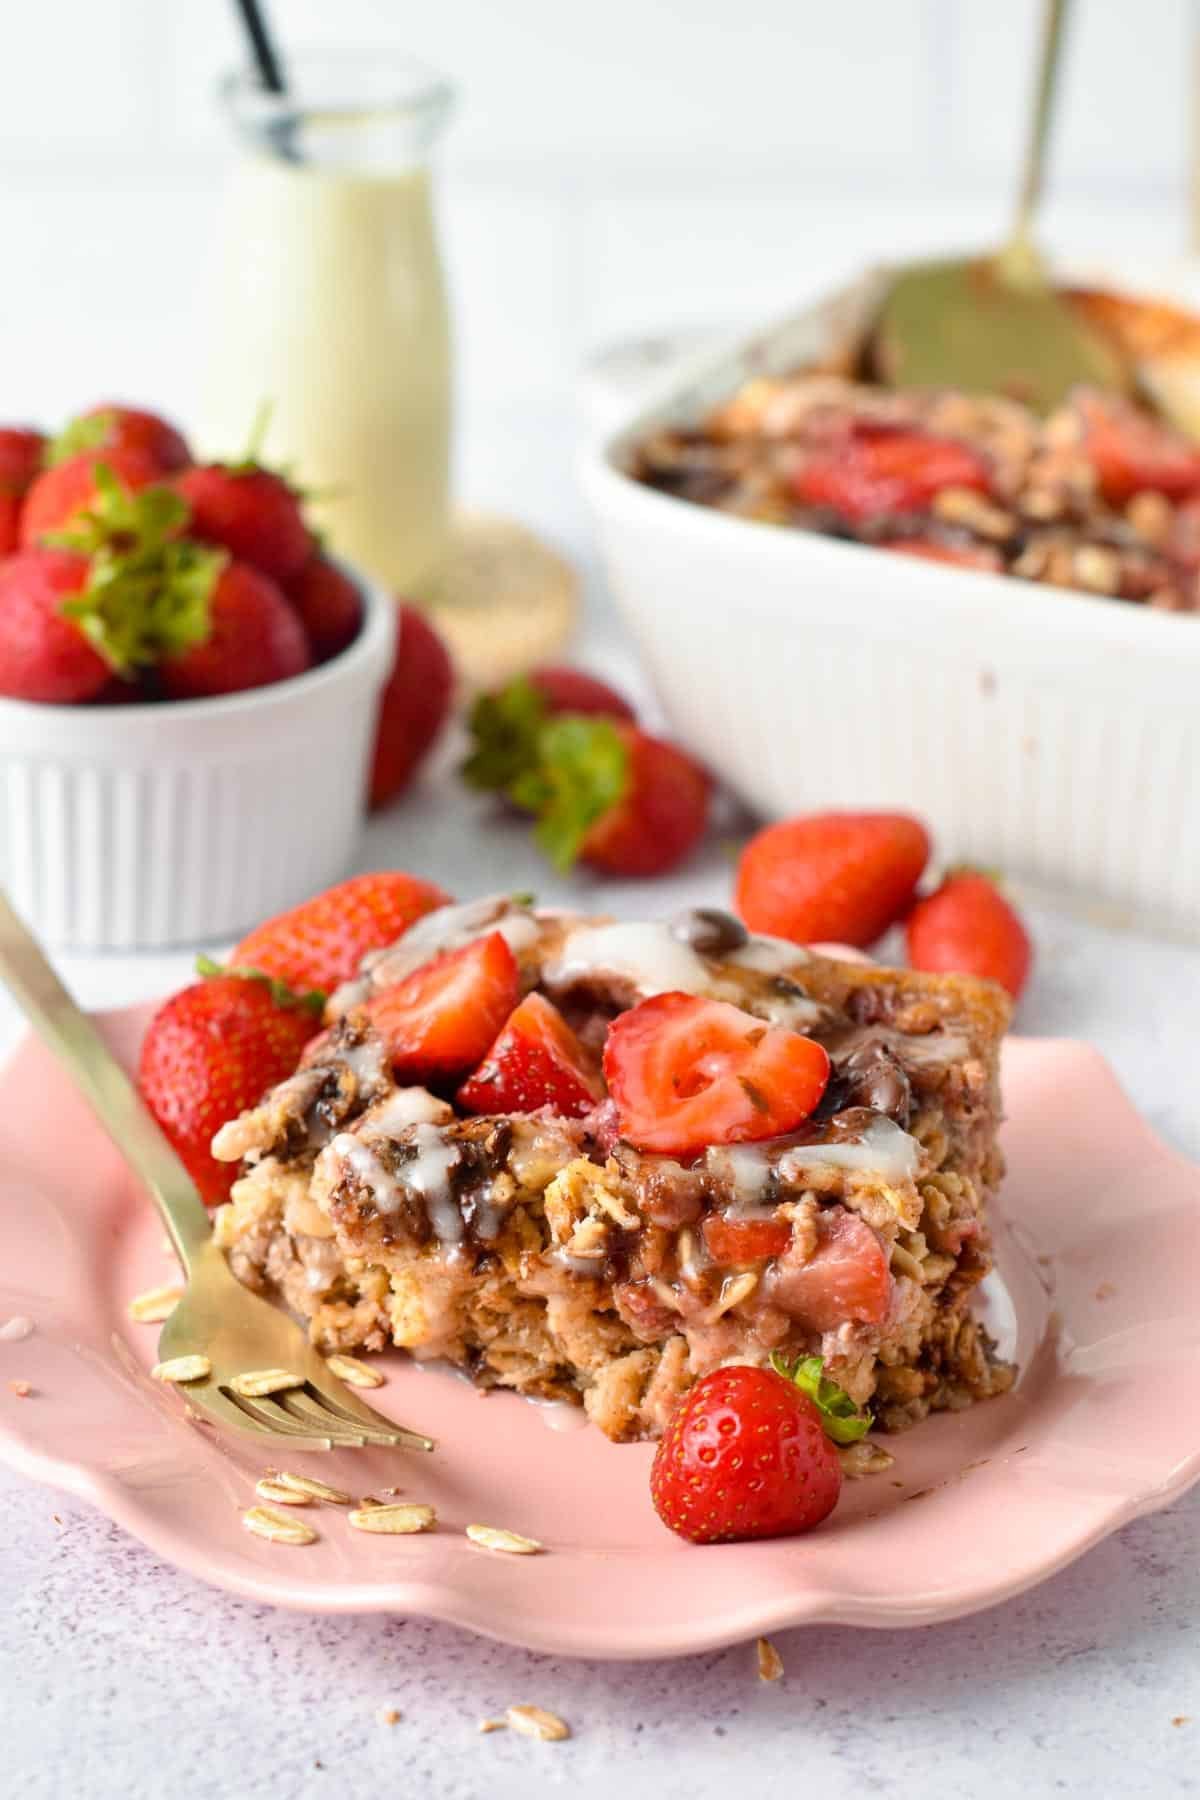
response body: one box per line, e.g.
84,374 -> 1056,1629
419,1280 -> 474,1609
0,891 -> 212,1267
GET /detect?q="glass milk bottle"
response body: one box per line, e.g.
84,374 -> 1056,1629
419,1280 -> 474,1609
203,54 -> 454,593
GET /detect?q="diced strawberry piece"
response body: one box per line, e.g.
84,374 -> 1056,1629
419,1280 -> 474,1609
701,1213 -> 792,1266
766,1206 -> 890,1333
1075,389 -> 1200,507
791,426 -> 992,523
457,992 -> 601,1118
364,931 -> 520,1080
603,992 -> 829,1158
880,537 -> 1003,571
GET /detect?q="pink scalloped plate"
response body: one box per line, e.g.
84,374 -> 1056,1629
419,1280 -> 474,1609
1,1005 -> 1199,1659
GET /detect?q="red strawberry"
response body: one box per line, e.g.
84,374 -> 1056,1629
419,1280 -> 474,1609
792,426 -> 992,523
463,667 -> 634,797
231,871 -> 450,996
1075,389 -> 1200,507
0,549 -> 111,703
365,932 -> 520,1081
880,537 -> 1003,571
288,555 -> 362,663
650,1365 -> 842,1544
905,870 -> 1033,1000
701,1212 -> 792,1266
20,446 -> 163,547
528,666 -> 635,721
457,992 -> 601,1118
137,974 -> 321,1206
0,428 -> 46,554
369,603 -> 455,809
602,992 -> 829,1157
48,405 -> 190,476
174,463 -> 311,584
509,718 -> 710,877
766,1206 -> 890,1332
736,811 -> 931,948
158,561 -> 310,700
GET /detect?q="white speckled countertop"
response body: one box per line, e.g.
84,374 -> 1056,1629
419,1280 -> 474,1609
2,623 -> 1199,1799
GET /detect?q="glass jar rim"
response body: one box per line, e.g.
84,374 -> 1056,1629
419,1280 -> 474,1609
218,48 -> 454,132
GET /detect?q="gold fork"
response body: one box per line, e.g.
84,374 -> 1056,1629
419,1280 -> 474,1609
0,892 -> 432,1456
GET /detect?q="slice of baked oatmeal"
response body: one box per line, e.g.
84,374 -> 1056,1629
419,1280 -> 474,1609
212,895 -> 1013,1448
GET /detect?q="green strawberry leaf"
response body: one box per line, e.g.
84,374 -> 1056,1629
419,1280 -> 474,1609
46,409 -> 115,468
770,1352 -> 873,1445
195,955 -> 326,1015
460,676 -> 549,795
52,463 -> 223,674
513,714 -> 629,872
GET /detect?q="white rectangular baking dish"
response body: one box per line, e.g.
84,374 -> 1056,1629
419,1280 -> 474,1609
581,275 -> 1200,941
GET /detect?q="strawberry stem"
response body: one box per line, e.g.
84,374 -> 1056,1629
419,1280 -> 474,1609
770,1352 -> 872,1444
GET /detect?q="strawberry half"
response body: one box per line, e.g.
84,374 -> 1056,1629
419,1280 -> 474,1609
365,932 -> 520,1081
650,1365 -> 843,1544
457,992 -> 601,1118
138,973 -> 321,1206
736,810 -> 931,948
792,425 -> 992,523
602,992 -> 829,1157
231,871 -> 450,996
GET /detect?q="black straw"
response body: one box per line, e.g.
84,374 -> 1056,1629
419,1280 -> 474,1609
234,0 -> 286,94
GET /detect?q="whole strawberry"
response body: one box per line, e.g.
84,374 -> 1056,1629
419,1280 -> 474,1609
370,603 -> 455,808
158,561 -> 310,699
651,1365 -> 843,1544
20,446 -> 163,547
462,665 -> 635,795
138,974 -> 321,1206
513,717 -> 710,876
906,870 -> 1032,1000
0,549 -> 111,703
230,870 -> 451,995
736,811 -> 931,947
288,554 -> 362,662
47,405 -> 190,476
0,427 -> 47,555
175,463 -> 311,584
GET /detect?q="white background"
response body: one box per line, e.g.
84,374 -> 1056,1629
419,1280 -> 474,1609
3,5 -> 1200,1796
1,0 -> 1197,551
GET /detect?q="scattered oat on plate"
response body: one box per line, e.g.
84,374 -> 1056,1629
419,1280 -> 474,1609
756,1636 -> 784,1682
465,1524 -> 542,1556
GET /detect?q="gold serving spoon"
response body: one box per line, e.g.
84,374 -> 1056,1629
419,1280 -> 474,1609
870,0 -> 1128,412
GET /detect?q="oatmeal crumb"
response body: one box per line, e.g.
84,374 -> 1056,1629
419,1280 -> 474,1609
0,1315 -> 35,1343
152,1355 -> 211,1384
231,1367 -> 304,1398
272,1471 -> 352,1506
241,1505 -> 318,1547
478,1718 -> 506,1735
348,1503 -> 436,1535
505,1705 -> 571,1742
756,1636 -> 785,1682
8,1380 -> 31,1398
377,1707 -> 401,1727
1094,1280 -> 1116,1301
127,1284 -> 183,1324
255,1477 -> 314,1508
326,1352 -> 384,1389
1172,1716 -> 1191,1728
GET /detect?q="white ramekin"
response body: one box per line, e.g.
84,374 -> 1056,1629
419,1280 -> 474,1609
581,274 -> 1200,942
0,573 -> 395,950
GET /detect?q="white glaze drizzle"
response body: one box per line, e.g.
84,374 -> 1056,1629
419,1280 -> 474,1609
359,1087 -> 452,1138
544,921 -> 713,1000
403,1122 -> 464,1246
777,1115 -> 922,1186
330,1133 -> 400,1212
726,934 -> 811,975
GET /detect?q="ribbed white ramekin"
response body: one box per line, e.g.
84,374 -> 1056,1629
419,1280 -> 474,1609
0,573 -> 395,950
581,277 -> 1200,941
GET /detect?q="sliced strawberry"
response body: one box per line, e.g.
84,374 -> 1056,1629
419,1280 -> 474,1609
364,932 -> 520,1081
880,537 -> 1003,571
765,1206 -> 890,1333
702,1213 -> 792,1266
1075,389 -> 1200,507
457,992 -> 601,1118
603,992 -> 829,1158
791,426 -> 992,523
